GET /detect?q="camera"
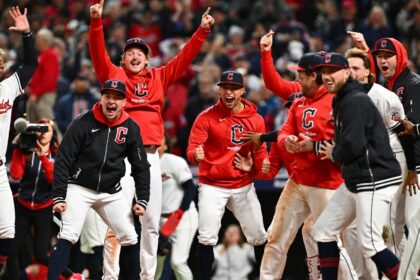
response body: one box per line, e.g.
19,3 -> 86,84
13,118 -> 49,154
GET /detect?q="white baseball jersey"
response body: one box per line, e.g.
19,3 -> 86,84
160,153 -> 193,214
0,73 -> 23,158
367,83 -> 405,153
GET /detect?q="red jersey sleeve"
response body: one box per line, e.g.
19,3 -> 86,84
254,143 -> 283,180
187,113 -> 209,164
260,50 -> 302,101
39,154 -> 54,184
250,118 -> 269,175
10,148 -> 26,180
160,27 -> 209,90
89,18 -> 119,85
367,50 -> 377,82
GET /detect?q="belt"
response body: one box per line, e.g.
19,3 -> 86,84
144,145 -> 159,153
161,212 -> 174,218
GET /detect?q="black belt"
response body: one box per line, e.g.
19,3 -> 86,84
144,145 -> 159,153
161,212 -> 174,218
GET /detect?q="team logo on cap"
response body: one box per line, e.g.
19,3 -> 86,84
111,80 -> 118,88
379,39 -> 388,48
227,72 -> 234,80
324,54 -> 331,63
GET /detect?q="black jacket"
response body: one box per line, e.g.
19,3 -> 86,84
53,103 -> 150,208
387,67 -> 420,173
331,79 -> 401,192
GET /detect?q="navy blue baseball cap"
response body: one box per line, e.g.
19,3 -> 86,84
284,92 -> 303,108
124,38 -> 150,55
288,52 -> 323,71
100,79 -> 126,97
314,52 -> 349,69
217,71 -> 244,87
372,38 -> 396,55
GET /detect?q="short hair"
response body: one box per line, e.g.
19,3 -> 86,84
36,28 -> 55,46
345,47 -> 376,82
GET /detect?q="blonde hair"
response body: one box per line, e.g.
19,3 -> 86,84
0,48 -> 6,62
345,47 -> 376,82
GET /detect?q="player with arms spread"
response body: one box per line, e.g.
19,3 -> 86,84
88,1 -> 214,278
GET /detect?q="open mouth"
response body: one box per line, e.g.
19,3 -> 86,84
381,66 -> 389,72
107,106 -> 117,113
225,97 -> 234,105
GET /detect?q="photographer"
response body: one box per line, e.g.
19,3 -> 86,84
7,119 -> 81,280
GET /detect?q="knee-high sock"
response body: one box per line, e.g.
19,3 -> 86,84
47,239 -> 72,280
318,241 -> 340,280
198,243 -> 214,280
371,248 -> 399,280
120,244 -> 140,280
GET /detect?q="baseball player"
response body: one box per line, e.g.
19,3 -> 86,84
187,71 -> 268,280
342,42 -> 407,279
258,30 -> 356,280
88,1 -> 214,278
47,79 -> 150,280
312,52 -> 402,280
0,6 -> 37,272
155,135 -> 198,280
368,37 -> 420,279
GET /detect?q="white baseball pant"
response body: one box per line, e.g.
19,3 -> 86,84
260,180 -> 356,280
155,204 -> 198,280
197,183 -> 266,246
58,184 -> 137,246
80,208 -> 108,254
313,184 -> 397,258
398,173 -> 420,280
0,163 -> 14,239
102,151 -> 162,280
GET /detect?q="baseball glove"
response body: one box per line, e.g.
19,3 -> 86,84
157,234 -> 172,256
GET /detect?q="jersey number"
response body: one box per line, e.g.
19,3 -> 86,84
231,124 -> 244,145
302,108 -> 317,130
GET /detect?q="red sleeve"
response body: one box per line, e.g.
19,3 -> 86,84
278,103 -> 298,142
186,113 -> 209,164
367,50 -> 377,82
160,27 -> 209,90
10,148 -> 26,180
89,18 -> 119,85
260,50 -> 302,101
39,154 -> 54,184
251,118 -> 269,175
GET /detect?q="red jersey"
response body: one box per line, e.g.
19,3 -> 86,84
89,18 -> 210,145
187,99 -> 268,189
260,50 -> 301,101
278,88 -> 343,189
29,47 -> 59,98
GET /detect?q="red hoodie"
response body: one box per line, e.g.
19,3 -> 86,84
89,18 -> 210,146
187,99 -> 268,189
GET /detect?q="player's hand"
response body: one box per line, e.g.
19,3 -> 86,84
297,133 -> 314,152
194,145 -> 205,162
399,118 -> 415,136
319,140 -> 335,161
241,131 -> 262,149
234,152 -> 253,172
262,158 -> 270,174
90,0 -> 104,19
284,135 -> 299,153
404,170 -> 420,196
200,7 -> 214,29
8,6 -> 30,33
53,202 -> 67,213
347,31 -> 369,52
133,204 -> 145,216
260,30 -> 275,51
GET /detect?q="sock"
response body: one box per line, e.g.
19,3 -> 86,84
47,239 -> 73,280
253,243 -> 266,267
119,244 -> 140,280
371,248 -> 400,280
197,243 -> 214,280
0,238 -> 13,271
318,241 -> 340,280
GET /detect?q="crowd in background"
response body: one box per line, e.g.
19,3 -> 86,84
0,0 -> 419,279
1,0 -> 419,159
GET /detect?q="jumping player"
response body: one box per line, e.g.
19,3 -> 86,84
313,52 -> 401,280
187,71 -> 268,280
155,135 -> 198,280
0,6 -> 37,272
88,1 -> 213,278
47,80 -> 150,280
